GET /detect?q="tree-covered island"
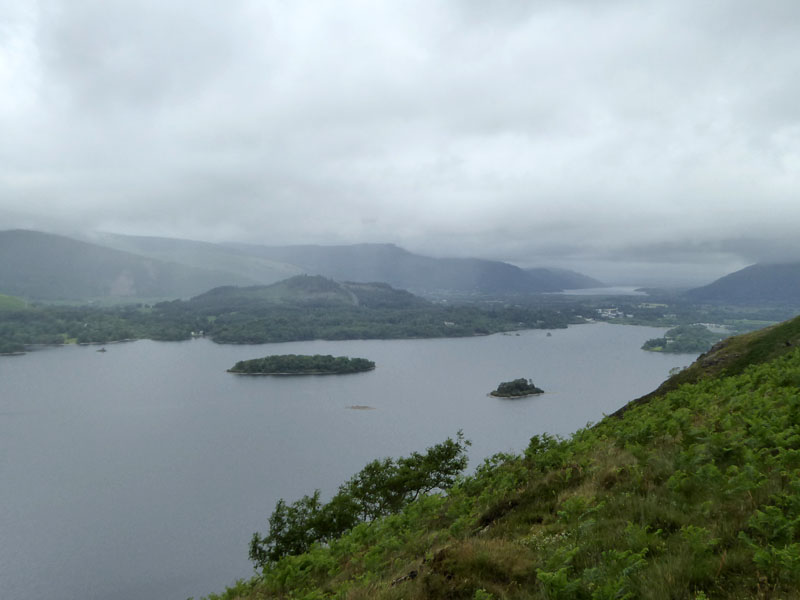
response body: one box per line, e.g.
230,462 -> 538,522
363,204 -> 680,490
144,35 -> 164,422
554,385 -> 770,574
490,377 -> 544,398
227,354 -> 375,375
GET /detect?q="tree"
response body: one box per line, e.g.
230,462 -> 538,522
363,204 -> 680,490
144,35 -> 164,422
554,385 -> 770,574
249,432 -> 471,568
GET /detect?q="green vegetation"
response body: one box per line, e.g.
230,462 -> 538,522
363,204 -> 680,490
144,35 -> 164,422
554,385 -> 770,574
0,276 -> 580,353
207,315 -> 800,600
228,354 -> 375,375
249,433 -> 470,568
642,324 -> 727,353
0,294 -> 26,311
490,378 -> 544,397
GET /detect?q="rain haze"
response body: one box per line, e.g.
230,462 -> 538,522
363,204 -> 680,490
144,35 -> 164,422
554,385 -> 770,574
2,0 -> 799,285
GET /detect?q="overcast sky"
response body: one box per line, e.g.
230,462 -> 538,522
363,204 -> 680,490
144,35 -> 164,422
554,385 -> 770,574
1,0 -> 799,283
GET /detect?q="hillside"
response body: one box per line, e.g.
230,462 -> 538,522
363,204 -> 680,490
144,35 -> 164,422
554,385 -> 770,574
0,230 -> 253,302
187,275 -> 429,312
85,232 -> 303,286
524,267 -> 604,290
0,274 -> 578,349
685,262 -> 800,305
177,275 -> 567,343
226,242 -> 570,295
112,234 -> 603,295
6,229 -> 605,300
615,311 -> 800,417
209,315 -> 800,600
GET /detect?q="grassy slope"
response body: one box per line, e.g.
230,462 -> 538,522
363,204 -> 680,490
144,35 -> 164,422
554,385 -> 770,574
616,315 -> 800,417
209,315 -> 800,600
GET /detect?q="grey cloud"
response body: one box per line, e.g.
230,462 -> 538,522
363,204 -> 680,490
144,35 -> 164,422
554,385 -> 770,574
1,0 -> 799,285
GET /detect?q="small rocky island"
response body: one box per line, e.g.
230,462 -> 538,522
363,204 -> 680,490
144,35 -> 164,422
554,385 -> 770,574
490,378 -> 544,398
228,354 -> 375,375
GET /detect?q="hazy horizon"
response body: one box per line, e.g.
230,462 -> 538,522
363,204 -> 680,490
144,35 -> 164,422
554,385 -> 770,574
3,1 -> 799,286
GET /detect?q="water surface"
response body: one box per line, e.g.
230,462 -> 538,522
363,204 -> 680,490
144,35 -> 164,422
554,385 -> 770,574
0,324 -> 694,600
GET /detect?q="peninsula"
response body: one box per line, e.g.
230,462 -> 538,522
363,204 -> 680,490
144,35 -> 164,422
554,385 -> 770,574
227,354 -> 375,375
489,378 -> 544,398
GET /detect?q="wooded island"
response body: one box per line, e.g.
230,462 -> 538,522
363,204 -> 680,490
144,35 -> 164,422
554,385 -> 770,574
490,378 -> 544,398
228,354 -> 375,375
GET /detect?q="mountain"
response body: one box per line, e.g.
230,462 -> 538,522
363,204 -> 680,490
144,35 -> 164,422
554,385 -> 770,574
1,229 -> 602,301
84,232 -> 303,286
685,262 -> 800,304
225,242 -> 567,295
524,267 -> 604,290
0,229 -> 252,301
213,314 -> 800,600
75,232 -> 605,296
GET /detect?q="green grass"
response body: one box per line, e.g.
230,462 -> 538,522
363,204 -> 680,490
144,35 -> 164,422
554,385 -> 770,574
206,315 -> 800,600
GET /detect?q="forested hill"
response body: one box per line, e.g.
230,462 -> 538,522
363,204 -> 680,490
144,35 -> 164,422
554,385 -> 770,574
685,261 -> 800,304
208,314 -> 800,600
225,242 -> 588,295
0,229 -> 253,301
0,274 -> 579,351
187,275 -> 429,311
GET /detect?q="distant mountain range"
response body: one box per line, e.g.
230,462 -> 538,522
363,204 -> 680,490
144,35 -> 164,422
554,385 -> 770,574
685,262 -> 800,304
0,229 -> 603,302
225,242 -> 602,295
84,232 -> 303,286
0,230 -> 250,301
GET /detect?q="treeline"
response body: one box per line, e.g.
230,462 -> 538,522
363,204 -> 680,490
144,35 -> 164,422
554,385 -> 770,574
0,304 -> 207,352
228,354 -> 375,374
0,300 -> 578,351
0,305 -> 143,352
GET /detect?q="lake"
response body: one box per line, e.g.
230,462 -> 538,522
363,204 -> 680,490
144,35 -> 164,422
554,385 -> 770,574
0,324 -> 694,600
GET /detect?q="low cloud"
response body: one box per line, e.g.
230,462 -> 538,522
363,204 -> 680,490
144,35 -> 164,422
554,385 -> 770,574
1,0 -> 799,284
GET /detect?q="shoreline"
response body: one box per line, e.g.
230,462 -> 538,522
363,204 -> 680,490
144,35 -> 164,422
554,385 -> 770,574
488,391 -> 544,399
227,366 -> 376,376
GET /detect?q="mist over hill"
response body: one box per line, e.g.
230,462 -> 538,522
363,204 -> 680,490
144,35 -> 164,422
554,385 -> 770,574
0,229 -> 603,302
685,262 -> 800,305
226,242 -> 598,295
524,267 -> 604,290
84,232 -> 303,286
0,230 -> 252,301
